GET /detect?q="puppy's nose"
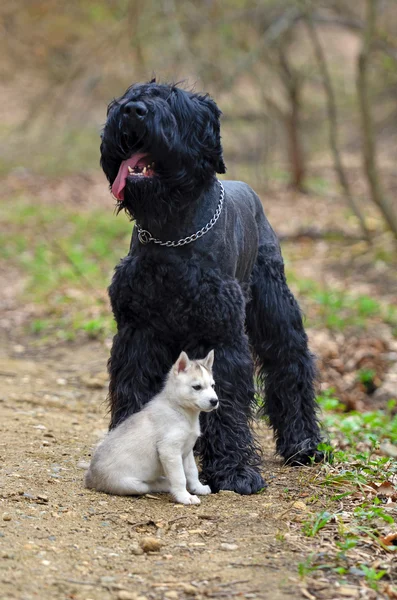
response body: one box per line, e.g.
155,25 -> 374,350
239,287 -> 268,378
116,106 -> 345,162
123,101 -> 148,120
210,399 -> 218,407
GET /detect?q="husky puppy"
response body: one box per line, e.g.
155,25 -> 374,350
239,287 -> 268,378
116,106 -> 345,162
85,350 -> 218,505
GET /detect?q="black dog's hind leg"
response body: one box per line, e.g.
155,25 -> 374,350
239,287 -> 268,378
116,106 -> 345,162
246,244 -> 325,465
196,337 -> 265,495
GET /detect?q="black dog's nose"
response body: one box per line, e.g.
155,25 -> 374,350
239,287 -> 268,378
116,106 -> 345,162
123,101 -> 148,119
210,399 -> 218,407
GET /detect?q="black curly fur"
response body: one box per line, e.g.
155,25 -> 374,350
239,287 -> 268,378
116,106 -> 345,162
100,80 -> 325,495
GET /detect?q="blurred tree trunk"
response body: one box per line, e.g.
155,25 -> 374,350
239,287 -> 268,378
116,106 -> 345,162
357,0 -> 397,239
279,49 -> 307,192
304,12 -> 371,241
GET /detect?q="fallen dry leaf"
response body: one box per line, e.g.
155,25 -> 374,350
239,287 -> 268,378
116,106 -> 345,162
384,584 -> 397,599
379,532 -> 397,549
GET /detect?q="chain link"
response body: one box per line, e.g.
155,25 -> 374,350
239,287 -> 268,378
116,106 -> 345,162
136,181 -> 225,247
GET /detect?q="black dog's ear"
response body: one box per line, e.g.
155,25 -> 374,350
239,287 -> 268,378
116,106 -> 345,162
198,94 -> 226,175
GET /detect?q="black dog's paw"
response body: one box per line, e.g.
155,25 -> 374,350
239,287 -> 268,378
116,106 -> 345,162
206,467 -> 266,495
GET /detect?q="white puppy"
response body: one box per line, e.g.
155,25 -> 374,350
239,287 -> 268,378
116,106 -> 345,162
85,350 -> 218,505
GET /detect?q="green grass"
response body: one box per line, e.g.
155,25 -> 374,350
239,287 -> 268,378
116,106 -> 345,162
296,393 -> 397,592
0,127 -> 100,177
285,271 -> 397,331
0,196 -> 132,340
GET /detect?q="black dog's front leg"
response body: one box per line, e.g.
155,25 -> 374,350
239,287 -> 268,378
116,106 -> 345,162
246,246 -> 325,465
108,325 -> 174,428
197,338 -> 265,495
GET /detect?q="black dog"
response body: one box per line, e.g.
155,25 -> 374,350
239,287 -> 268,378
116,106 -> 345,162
100,80 -> 324,495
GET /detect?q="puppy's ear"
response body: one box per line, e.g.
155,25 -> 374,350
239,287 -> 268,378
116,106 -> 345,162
174,351 -> 191,374
202,349 -> 214,371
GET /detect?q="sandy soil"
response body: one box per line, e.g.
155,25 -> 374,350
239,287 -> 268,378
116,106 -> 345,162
0,336 -> 321,600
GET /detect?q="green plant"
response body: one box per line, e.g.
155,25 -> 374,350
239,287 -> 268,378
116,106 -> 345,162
359,565 -> 387,590
302,511 -> 333,537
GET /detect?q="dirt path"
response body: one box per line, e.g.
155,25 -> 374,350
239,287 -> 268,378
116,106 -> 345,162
0,337 -> 320,600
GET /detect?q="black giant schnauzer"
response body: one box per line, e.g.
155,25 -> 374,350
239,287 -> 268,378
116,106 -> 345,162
100,80 -> 324,495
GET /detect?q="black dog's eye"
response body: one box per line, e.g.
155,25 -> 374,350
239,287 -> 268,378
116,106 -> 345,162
192,384 -> 202,391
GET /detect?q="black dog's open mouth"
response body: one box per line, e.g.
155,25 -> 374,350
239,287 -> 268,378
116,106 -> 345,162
111,152 -> 155,201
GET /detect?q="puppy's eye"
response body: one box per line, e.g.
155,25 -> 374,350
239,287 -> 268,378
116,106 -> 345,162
192,384 -> 202,391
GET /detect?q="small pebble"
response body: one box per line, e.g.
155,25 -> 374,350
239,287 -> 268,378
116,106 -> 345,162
164,592 -> 179,600
220,543 -> 239,551
129,543 -> 144,555
139,537 -> 162,553
2,513 -> 11,521
179,584 -> 197,595
116,592 -> 138,600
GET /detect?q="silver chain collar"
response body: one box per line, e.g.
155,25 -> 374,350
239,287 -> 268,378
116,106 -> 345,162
136,181 -> 225,247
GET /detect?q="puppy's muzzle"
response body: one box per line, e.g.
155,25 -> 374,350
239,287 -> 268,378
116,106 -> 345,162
210,399 -> 219,409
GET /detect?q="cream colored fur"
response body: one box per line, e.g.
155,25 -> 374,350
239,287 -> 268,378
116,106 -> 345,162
85,351 -> 218,505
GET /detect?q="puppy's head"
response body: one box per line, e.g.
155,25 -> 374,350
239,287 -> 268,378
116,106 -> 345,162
169,350 -> 218,413
100,80 -> 226,220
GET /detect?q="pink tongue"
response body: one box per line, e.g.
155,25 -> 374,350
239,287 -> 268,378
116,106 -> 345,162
111,153 -> 148,201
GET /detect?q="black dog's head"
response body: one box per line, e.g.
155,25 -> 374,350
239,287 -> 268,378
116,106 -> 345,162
100,80 -> 226,223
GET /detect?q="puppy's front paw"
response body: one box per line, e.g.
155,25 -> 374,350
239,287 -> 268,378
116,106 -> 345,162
174,492 -> 201,505
190,483 -> 211,495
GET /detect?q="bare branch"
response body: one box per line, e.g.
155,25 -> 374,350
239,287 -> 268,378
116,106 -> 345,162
357,0 -> 397,239
304,9 -> 371,241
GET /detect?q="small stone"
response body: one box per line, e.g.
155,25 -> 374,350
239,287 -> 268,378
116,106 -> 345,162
139,536 -> 162,553
116,591 -> 139,600
2,513 -> 11,521
292,501 -> 308,511
37,495 -> 49,503
179,583 -> 197,595
165,592 -> 179,599
220,543 -> 238,551
82,376 -> 107,389
380,442 -> 397,458
129,543 -> 144,555
56,378 -> 67,385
